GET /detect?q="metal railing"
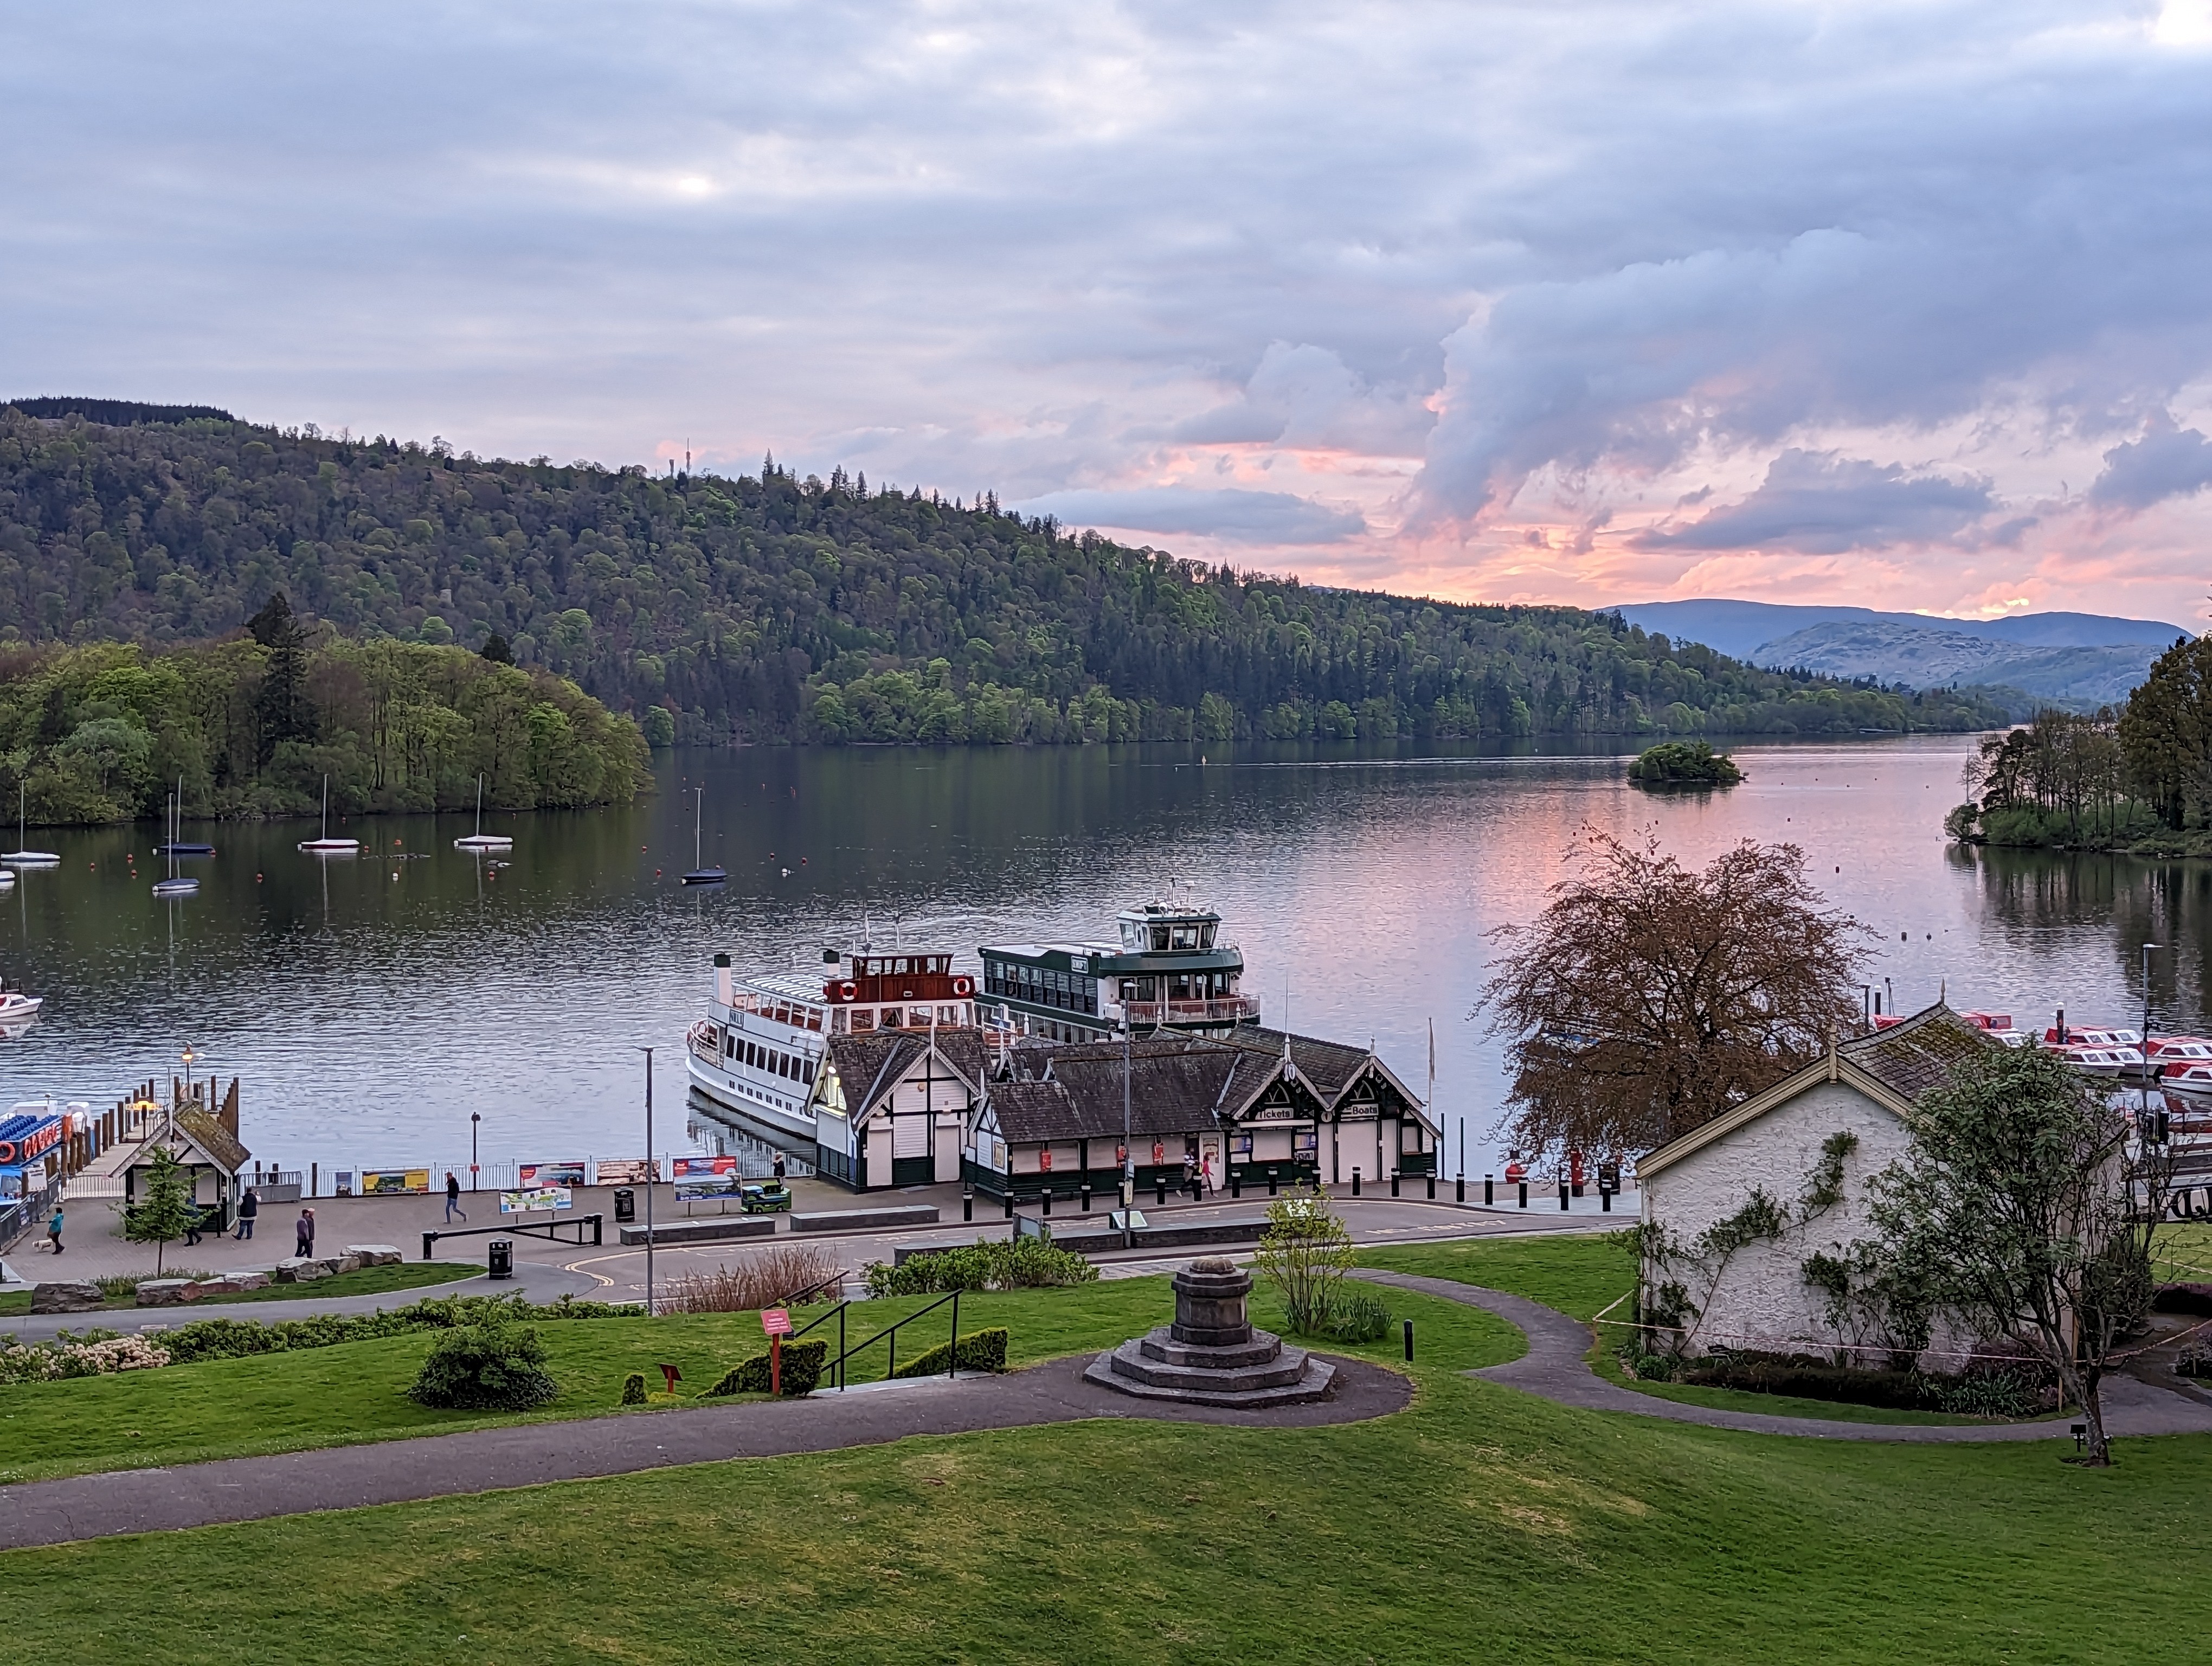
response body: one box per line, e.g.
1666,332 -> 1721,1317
795,1287 -> 966,1390
1117,996 -> 1262,1024
419,1212 -> 603,1261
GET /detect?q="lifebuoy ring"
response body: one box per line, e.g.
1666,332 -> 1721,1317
951,975 -> 974,996
838,981 -> 858,1001
0,1139 -> 14,1162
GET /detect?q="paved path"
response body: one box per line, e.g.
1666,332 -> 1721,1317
1,1261 -> 601,1344
0,1354 -> 1407,1551
1353,1269 -> 2212,1443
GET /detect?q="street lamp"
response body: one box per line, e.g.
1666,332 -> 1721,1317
176,1044 -> 198,1141
635,1046 -> 655,1314
470,1112 -> 481,1193
2140,943 -> 2163,1140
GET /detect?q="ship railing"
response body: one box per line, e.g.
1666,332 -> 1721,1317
1120,996 -> 1262,1024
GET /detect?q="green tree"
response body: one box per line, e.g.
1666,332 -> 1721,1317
2116,636 -> 2209,831
125,1144 -> 202,1276
1253,1184 -> 1355,1334
639,704 -> 677,747
1866,1042 -> 2164,1466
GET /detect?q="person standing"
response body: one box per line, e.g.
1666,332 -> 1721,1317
234,1187 -> 258,1240
445,1171 -> 467,1223
46,1204 -> 62,1254
771,1151 -> 786,1185
295,1207 -> 315,1258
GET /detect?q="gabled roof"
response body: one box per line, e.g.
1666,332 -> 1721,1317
1637,1002 -> 1995,1180
1217,1027 -> 1433,1127
821,1027 -> 990,1121
141,1109 -> 250,1174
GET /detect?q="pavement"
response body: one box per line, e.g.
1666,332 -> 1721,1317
1352,1268 -> 2212,1444
0,1352 -> 1410,1551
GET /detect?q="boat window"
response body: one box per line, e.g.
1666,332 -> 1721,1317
1171,925 -> 1198,950
1121,920 -> 1145,950
911,1007 -> 934,1028
1198,922 -> 1216,948
802,1058 -> 816,1085
938,1005 -> 957,1025
831,1008 -> 848,1034
806,1008 -> 823,1031
1151,926 -> 1171,951
882,1007 -> 902,1028
851,1009 -> 874,1032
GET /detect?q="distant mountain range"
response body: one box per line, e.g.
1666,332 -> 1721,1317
1615,600 -> 2195,708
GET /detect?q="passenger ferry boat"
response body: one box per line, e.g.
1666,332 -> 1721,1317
979,901 -> 1261,1044
686,949 -> 978,1141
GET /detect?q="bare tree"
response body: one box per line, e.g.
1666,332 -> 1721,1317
1868,1042 -> 2164,1466
1480,829 -> 1867,1162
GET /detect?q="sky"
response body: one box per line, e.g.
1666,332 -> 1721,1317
5,1 -> 2212,629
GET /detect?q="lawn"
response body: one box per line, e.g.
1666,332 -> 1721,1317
0,1260 -> 479,1317
4,1236 -> 2210,1663
0,1275 -> 1512,1487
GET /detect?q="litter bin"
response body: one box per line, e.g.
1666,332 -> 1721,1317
613,1187 -> 636,1224
488,1239 -> 514,1280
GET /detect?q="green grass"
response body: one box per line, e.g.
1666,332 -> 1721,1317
0,1276 -> 1511,1488
0,1260 -> 479,1317
1357,1226 -> 1638,1319
6,1240 -> 2210,1662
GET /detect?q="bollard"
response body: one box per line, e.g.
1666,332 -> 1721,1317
1484,1174 -> 1493,1206
1156,1176 -> 1168,1207
1390,1171 -> 1399,1197
1599,1181 -> 1612,1214
1081,1183 -> 1092,1214
1230,1171 -> 1241,1199
1457,1172 -> 1465,1204
1403,1319 -> 1414,1362
1517,1181 -> 1528,1209
1041,1187 -> 1052,1215
1268,1169 -> 1278,1196
963,1189 -> 974,1223
1352,1167 -> 1361,1197
1426,1172 -> 1435,1200
1558,1181 -> 1570,1212
1004,1191 -> 1014,1221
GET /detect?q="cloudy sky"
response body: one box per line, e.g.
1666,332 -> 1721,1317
7,1 -> 2212,627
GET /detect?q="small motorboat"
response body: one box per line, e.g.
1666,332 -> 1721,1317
1,783 -> 59,868
680,786 -> 725,885
2145,1037 -> 2212,1077
2056,1043 -> 2144,1077
454,773 -> 513,853
2164,1061 -> 2212,1096
0,986 -> 43,1023
155,842 -> 216,857
299,774 -> 360,855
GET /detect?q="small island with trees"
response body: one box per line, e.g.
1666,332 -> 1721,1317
1627,740 -> 1744,789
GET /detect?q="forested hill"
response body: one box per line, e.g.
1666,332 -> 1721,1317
0,402 -> 2011,745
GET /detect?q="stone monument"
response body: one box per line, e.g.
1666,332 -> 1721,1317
1085,1255 -> 1336,1406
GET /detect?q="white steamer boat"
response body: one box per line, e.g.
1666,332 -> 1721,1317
687,949 -> 976,1141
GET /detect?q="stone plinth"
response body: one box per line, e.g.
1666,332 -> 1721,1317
1085,1255 -> 1336,1408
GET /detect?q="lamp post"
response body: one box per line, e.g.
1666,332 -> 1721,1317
470,1112 -> 481,1193
2140,943 -> 2163,1145
176,1044 -> 198,1143
635,1046 -> 655,1314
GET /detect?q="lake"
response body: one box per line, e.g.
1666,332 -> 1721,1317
0,736 -> 2201,1179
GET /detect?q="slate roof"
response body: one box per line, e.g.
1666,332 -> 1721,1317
165,1108 -> 250,1172
986,1041 -> 1275,1145
1836,1003 -> 1997,1104
822,1027 -> 991,1119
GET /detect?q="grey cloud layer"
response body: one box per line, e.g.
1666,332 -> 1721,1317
4,2 -> 2209,568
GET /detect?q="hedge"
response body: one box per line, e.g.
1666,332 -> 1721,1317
891,1327 -> 1009,1379
162,1292 -> 640,1365
702,1337 -> 829,1398
865,1237 -> 1095,1297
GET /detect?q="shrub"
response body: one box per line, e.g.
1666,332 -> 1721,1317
1628,1351 -> 1677,1382
1318,1293 -> 1391,1344
620,1371 -> 648,1405
2175,1342 -> 2211,1380
864,1236 -> 1095,1297
661,1245 -> 843,1314
159,1292 -> 638,1365
1256,1186 -> 1354,1335
891,1327 -> 1009,1379
702,1337 -> 829,1398
1666,1350 -> 2052,1417
0,1334 -> 171,1382
406,1322 -> 559,1411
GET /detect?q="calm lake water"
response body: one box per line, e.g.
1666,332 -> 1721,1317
1,736 -> 2204,1178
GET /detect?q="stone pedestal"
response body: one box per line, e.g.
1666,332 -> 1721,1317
1085,1256 -> 1336,1407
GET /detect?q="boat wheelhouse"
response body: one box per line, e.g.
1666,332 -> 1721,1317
686,949 -> 978,1143
979,902 -> 1259,1045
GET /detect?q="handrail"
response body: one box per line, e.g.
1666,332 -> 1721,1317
420,1212 -> 603,1260
775,1268 -> 848,1308
801,1287 -> 967,1390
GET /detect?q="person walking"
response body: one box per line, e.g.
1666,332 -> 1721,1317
771,1151 -> 786,1184
46,1204 -> 62,1254
234,1187 -> 258,1240
183,1202 -> 204,1248
295,1207 -> 315,1258
445,1171 -> 466,1223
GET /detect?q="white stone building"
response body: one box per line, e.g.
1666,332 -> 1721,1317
1636,1004 -> 1993,1363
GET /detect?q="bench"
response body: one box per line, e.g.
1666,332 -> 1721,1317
616,1216 -> 776,1247
789,1204 -> 940,1234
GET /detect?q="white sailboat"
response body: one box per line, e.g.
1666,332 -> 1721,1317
453,774 -> 513,852
1,783 -> 60,868
152,791 -> 200,897
298,774 -> 361,854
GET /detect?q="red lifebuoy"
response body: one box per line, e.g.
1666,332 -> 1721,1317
951,976 -> 974,997
1039,1150 -> 1053,1171
838,981 -> 857,1001
0,1139 -> 14,1162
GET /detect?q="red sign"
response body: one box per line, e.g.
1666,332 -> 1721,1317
760,1307 -> 793,1336
1038,1150 -> 1053,1171
1152,1142 -> 1165,1164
